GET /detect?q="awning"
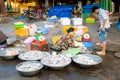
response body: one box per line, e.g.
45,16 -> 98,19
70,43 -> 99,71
101,0 -> 112,12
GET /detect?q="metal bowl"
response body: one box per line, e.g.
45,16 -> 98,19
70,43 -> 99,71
45,62 -> 71,70
0,48 -> 23,60
16,61 -> 44,76
72,54 -> 102,67
18,50 -> 50,61
41,54 -> 71,70
80,49 -> 93,54
0,54 -> 18,60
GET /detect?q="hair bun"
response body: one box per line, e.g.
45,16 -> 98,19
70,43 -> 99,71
66,27 -> 75,33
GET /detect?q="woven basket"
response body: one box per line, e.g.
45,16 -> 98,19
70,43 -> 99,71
52,35 -> 61,45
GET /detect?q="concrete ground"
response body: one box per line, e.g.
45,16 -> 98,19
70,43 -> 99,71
0,17 -> 120,80
86,22 -> 120,52
0,52 -> 120,80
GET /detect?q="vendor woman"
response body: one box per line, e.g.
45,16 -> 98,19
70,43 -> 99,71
0,30 -> 8,46
50,27 -> 75,52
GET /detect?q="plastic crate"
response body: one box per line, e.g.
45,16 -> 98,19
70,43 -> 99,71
82,12 -> 91,19
52,35 -> 61,45
14,22 -> 24,28
82,27 -> 89,33
86,17 -> 95,24
15,28 -> 29,36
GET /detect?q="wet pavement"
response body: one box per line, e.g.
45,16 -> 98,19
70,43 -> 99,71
0,52 -> 120,80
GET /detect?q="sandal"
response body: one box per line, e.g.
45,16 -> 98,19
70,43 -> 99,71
96,51 -> 106,55
96,43 -> 101,46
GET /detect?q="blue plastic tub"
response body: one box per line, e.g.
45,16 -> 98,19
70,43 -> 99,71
48,18 -> 58,23
117,21 -> 120,31
37,28 -> 49,35
82,42 -> 94,49
82,4 -> 101,13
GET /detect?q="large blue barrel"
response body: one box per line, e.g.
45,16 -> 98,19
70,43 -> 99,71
117,20 -> 120,31
82,42 -> 94,49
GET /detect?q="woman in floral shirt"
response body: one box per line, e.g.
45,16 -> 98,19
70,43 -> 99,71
51,27 -> 75,52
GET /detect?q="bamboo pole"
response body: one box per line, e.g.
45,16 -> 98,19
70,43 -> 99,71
53,0 -> 54,7
15,0 -> 16,12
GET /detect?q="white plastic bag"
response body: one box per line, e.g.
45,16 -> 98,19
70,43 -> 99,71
75,28 -> 84,36
23,37 -> 35,44
28,24 -> 37,36
7,37 -> 16,45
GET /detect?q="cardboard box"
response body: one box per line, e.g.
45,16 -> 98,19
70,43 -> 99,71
31,43 -> 50,52
15,28 -> 29,36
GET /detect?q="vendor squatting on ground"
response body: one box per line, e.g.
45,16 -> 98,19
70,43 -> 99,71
50,27 -> 75,52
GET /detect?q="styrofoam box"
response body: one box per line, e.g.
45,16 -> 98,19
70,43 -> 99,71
72,18 -> 82,25
60,18 -> 71,25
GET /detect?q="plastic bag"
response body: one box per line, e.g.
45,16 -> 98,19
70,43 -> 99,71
7,37 -> 16,45
0,44 -> 7,48
28,24 -> 37,36
75,28 -> 84,36
23,37 -> 35,44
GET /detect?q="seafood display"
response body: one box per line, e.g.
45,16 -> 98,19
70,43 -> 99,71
0,48 -> 23,56
16,61 -> 43,72
41,54 -> 71,67
72,54 -> 102,66
18,50 -> 44,60
5,50 -> 19,56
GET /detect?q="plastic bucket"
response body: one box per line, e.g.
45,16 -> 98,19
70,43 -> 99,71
82,42 -> 94,49
117,24 -> 120,31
